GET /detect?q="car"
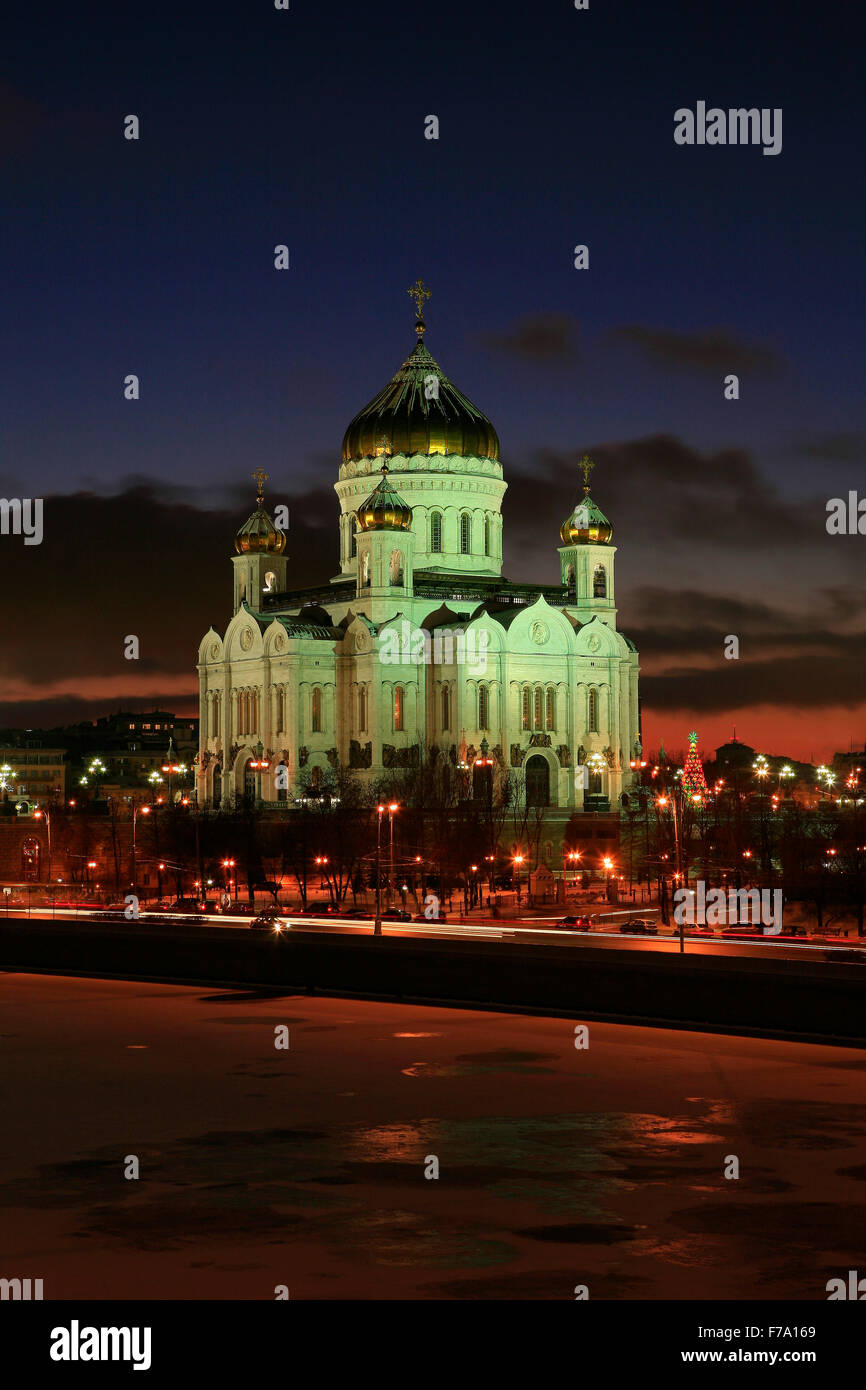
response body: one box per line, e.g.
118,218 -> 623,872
381,908 -> 412,921
250,909 -> 288,934
619,918 -> 658,934
555,914 -> 594,930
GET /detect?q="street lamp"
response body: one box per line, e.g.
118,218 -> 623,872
249,741 -> 271,806
221,857 -> 237,905
387,802 -> 398,910
565,848 -> 581,898
34,806 -> 52,881
131,802 -> 150,892
0,763 -> 16,803
88,758 -> 107,798
513,852 -> 525,906
375,806 -> 397,934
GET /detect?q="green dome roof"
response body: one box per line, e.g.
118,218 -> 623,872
342,336 -> 499,464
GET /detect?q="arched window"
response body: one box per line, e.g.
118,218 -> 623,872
460,512 -> 471,554
478,684 -> 489,730
522,688 -> 531,731
358,685 -> 367,732
484,514 -> 491,557
430,511 -> 442,553
276,688 -> 284,733
237,691 -> 245,737
276,763 -> 287,802
441,684 -> 451,731
244,759 -> 257,804
213,765 -> 222,806
350,514 -> 358,558
360,551 -> 370,586
588,687 -> 598,733
311,687 -> 323,733
390,549 -> 404,585
394,685 -> 404,732
212,693 -> 221,737
546,688 -> 555,731
593,564 -> 607,598
567,564 -> 576,600
251,689 -> 258,733
310,765 -> 322,791
534,686 -> 543,730
264,571 -> 276,593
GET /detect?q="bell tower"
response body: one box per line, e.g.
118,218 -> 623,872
232,469 -> 288,614
558,455 -> 617,627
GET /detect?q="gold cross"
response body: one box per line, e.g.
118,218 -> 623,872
378,434 -> 392,455
580,454 -> 595,491
408,277 -> 432,320
253,468 -> 268,502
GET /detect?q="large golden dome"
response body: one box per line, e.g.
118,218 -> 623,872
234,470 -> 287,555
341,280 -> 499,463
356,462 -> 413,532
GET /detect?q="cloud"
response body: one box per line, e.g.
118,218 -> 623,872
642,639 -> 866,713
0,482 -> 336,719
504,433 -> 816,553
792,432 -> 866,462
480,313 -> 578,362
606,324 -> 782,376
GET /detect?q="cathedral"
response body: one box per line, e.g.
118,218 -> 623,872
196,282 -> 641,813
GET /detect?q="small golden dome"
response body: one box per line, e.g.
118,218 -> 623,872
234,469 -> 287,555
560,454 -> 613,544
560,495 -> 613,545
356,462 -> 413,532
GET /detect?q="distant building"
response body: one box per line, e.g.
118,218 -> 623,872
0,711 -> 198,801
0,744 -> 66,805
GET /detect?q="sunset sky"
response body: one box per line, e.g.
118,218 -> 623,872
1,1 -> 863,763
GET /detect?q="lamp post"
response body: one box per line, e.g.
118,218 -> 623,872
34,807 -> 51,882
565,848 -> 581,899
161,739 -> 185,804
222,857 -> 237,906
249,741 -> 270,808
387,801 -> 397,911
131,801 -> 150,892
374,804 -> 385,936
0,763 -> 16,805
513,852 -> 525,906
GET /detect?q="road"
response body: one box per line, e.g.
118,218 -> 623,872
10,905 -> 865,964
2,974 -> 864,1300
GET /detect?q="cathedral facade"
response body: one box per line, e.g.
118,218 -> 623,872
196,284 -> 641,812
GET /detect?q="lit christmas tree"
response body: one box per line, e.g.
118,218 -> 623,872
682,731 -> 710,800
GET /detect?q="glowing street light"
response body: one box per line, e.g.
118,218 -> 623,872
374,802 -> 399,935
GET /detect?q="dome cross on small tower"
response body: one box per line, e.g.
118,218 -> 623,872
580,454 -> 595,496
253,468 -> 269,506
408,277 -> 432,336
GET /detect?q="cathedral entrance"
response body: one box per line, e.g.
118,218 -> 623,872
525,755 -> 550,807
243,759 -> 257,805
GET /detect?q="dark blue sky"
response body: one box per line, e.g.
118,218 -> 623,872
1,0 -> 864,758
